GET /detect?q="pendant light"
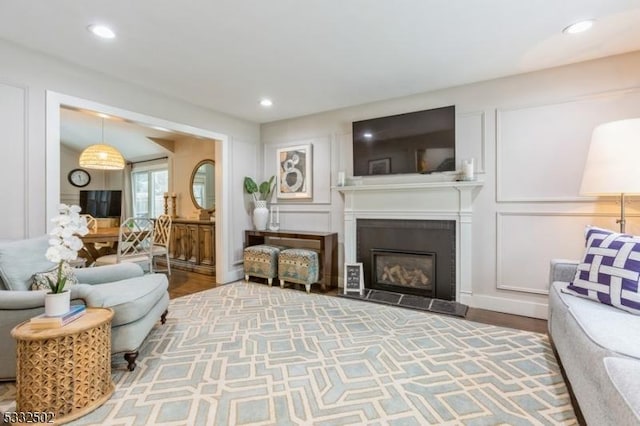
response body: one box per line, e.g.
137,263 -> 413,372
79,118 -> 125,170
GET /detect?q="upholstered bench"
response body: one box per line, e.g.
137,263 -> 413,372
278,248 -> 319,293
243,244 -> 283,286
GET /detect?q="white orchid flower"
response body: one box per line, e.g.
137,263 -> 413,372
45,204 -> 89,293
45,246 -> 62,263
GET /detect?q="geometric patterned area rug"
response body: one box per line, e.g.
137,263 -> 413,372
0,281 -> 576,425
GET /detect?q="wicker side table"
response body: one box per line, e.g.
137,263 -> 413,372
11,308 -> 115,424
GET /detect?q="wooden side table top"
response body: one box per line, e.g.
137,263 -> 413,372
11,307 -> 114,340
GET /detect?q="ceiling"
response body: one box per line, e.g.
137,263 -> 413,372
2,1 -> 640,124
60,107 -> 185,163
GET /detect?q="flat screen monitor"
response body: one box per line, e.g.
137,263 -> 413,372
352,105 -> 455,176
79,190 -> 122,218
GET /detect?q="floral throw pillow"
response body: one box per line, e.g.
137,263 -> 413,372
563,226 -> 640,315
31,263 -> 79,292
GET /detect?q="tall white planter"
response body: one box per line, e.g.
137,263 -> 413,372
44,290 -> 70,316
253,200 -> 269,231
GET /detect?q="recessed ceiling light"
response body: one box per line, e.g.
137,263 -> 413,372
363,132 -> 373,139
260,98 -> 273,107
87,24 -> 116,39
563,20 -> 594,34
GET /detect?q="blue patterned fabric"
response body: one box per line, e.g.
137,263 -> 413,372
243,245 -> 282,280
564,226 -> 640,315
278,248 -> 319,285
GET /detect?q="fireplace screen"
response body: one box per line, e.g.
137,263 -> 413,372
371,249 -> 434,292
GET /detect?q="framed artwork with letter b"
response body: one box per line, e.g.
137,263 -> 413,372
277,144 -> 313,199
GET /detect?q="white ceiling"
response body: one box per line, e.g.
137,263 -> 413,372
2,1 -> 640,124
60,107 -> 184,163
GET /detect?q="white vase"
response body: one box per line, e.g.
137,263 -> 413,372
45,290 -> 70,316
253,200 -> 269,231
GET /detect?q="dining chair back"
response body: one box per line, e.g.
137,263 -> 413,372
152,214 -> 172,275
95,217 -> 154,272
80,214 -> 98,232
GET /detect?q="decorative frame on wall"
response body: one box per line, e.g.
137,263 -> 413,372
277,144 -> 313,199
368,157 -> 391,175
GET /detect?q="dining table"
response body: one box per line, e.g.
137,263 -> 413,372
79,227 -> 120,265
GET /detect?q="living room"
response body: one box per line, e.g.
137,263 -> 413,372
1,1 -> 640,424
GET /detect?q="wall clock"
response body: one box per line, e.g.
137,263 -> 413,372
68,168 -> 91,188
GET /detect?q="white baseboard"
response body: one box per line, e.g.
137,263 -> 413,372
220,266 -> 245,284
460,293 -> 549,320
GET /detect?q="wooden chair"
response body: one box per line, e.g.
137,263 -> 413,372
77,214 -> 98,266
152,214 -> 172,275
80,214 -> 98,232
80,213 -> 116,257
95,217 -> 154,272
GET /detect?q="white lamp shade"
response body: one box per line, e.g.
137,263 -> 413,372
79,144 -> 125,170
580,118 -> 640,195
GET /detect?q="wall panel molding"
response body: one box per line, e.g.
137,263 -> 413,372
496,86 -> 640,203
279,209 -> 332,232
0,81 -> 28,238
495,211 -> 640,295
264,135 -> 332,205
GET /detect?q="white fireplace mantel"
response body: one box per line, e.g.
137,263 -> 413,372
337,179 -> 484,304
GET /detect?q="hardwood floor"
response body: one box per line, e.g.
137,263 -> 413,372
167,270 -> 548,334
167,268 -> 218,299
466,307 -> 547,334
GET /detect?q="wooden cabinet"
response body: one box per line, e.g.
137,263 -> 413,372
169,219 -> 216,275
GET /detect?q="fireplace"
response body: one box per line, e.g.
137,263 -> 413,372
371,249 -> 434,297
339,179 -> 482,304
357,219 -> 456,300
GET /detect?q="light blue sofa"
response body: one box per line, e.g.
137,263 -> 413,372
548,259 -> 640,425
0,236 -> 170,379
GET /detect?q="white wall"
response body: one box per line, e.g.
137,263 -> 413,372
0,39 -> 260,283
261,51 -> 640,319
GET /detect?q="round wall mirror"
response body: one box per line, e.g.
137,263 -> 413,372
190,159 -> 215,211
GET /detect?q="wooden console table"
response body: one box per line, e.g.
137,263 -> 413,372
245,229 -> 338,290
11,308 -> 114,424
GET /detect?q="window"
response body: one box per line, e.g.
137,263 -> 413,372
132,165 -> 168,218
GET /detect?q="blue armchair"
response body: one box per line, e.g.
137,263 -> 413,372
0,236 -> 170,379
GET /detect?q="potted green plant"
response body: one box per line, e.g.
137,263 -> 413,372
244,176 -> 275,202
244,176 -> 275,230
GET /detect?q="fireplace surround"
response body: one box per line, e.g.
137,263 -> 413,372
339,179 -> 483,304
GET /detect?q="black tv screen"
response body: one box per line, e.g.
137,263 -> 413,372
79,190 -> 122,218
352,105 -> 455,177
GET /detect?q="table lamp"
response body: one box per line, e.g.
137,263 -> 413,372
580,118 -> 640,233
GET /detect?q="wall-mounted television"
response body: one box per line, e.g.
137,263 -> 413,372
352,105 -> 455,177
79,190 -> 122,218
